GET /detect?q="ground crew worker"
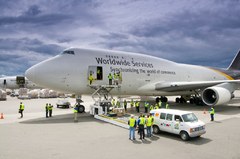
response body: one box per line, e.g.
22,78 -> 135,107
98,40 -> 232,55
97,68 -> 102,80
154,103 -> 159,109
49,103 -> 53,117
19,102 -> 24,118
88,73 -> 94,85
209,106 -> 215,121
108,73 -> 113,85
149,114 -> 154,137
130,100 -> 134,110
114,72 -> 118,85
45,103 -> 49,118
124,100 -> 127,112
128,114 -> 136,140
137,114 -> 145,140
166,103 -> 169,109
146,114 -> 152,137
135,101 -> 140,113
149,104 -> 154,111
111,99 -> 116,107
73,105 -> 78,122
116,100 -> 120,108
158,101 -> 162,108
144,101 -> 149,113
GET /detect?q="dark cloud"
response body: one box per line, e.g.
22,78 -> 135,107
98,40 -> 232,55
0,38 -> 63,55
0,0 -> 240,75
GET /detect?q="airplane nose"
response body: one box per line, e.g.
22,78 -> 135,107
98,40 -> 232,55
25,66 -> 36,83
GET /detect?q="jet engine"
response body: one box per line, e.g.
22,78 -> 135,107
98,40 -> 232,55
202,83 -> 235,106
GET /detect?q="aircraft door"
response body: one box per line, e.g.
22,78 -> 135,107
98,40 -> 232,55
3,79 -> 6,85
88,66 -> 103,84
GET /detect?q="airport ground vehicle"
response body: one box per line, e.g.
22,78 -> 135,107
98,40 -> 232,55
150,109 -> 206,141
56,99 -> 71,108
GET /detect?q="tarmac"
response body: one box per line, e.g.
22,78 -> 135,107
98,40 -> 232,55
0,92 -> 240,159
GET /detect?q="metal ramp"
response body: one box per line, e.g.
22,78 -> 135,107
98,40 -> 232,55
94,114 -> 129,129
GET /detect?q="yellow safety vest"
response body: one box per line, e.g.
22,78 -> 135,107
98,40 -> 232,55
166,104 -> 169,109
146,117 -> 152,127
108,74 -> 113,80
210,108 -> 215,114
144,102 -> 149,108
74,107 -> 78,113
139,117 -> 145,125
135,102 -> 139,107
20,104 -> 24,110
129,118 -> 136,127
48,106 -> 53,110
150,105 -> 153,110
88,75 -> 94,81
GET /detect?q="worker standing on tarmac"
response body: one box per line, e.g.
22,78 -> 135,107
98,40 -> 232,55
128,114 -> 136,140
209,106 -> 215,121
88,73 -> 94,85
144,101 -> 149,113
73,105 -> 78,122
49,103 -> 53,117
124,100 -> 127,112
137,114 -> 146,140
135,101 -> 140,113
154,103 -> 159,109
149,104 -> 154,111
148,114 -> 154,137
45,103 -> 49,118
116,100 -> 120,108
111,99 -> 116,107
108,73 -> 113,85
130,100 -> 134,110
19,102 -> 24,118
166,103 -> 169,109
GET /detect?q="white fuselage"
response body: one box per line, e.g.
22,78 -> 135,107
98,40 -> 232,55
25,48 -> 228,96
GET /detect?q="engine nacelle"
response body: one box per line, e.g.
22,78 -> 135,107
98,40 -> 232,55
202,86 -> 232,106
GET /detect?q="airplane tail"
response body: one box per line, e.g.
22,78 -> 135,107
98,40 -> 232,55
228,50 -> 240,70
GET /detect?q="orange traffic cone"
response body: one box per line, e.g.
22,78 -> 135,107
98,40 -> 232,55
203,109 -> 206,114
0,113 -> 4,119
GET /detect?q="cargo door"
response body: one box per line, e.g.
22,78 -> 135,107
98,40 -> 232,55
88,66 -> 103,84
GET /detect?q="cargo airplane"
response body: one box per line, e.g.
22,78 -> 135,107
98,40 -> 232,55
25,48 -> 240,108
0,76 -> 41,89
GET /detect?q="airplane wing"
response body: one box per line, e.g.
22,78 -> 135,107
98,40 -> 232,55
155,80 -> 240,92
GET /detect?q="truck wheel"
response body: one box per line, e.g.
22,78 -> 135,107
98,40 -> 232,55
152,125 -> 160,134
180,131 -> 190,141
78,105 -> 85,113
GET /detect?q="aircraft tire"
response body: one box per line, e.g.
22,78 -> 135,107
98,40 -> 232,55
78,105 -> 85,113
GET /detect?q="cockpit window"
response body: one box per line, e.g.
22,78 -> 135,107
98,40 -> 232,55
62,50 -> 75,55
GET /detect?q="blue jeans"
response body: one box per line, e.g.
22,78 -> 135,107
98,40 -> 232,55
129,127 -> 135,140
147,126 -> 152,137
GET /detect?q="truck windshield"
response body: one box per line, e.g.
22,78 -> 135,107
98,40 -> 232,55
182,113 -> 198,122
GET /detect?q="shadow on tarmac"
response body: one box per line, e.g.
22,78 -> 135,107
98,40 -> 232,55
19,113 -> 104,124
153,131 -> 212,145
169,102 -> 240,116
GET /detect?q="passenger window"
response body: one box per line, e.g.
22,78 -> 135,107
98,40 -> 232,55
166,114 -> 173,121
174,115 -> 183,122
160,113 -> 166,119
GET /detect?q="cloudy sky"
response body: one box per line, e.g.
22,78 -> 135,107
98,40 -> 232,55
0,0 -> 240,76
